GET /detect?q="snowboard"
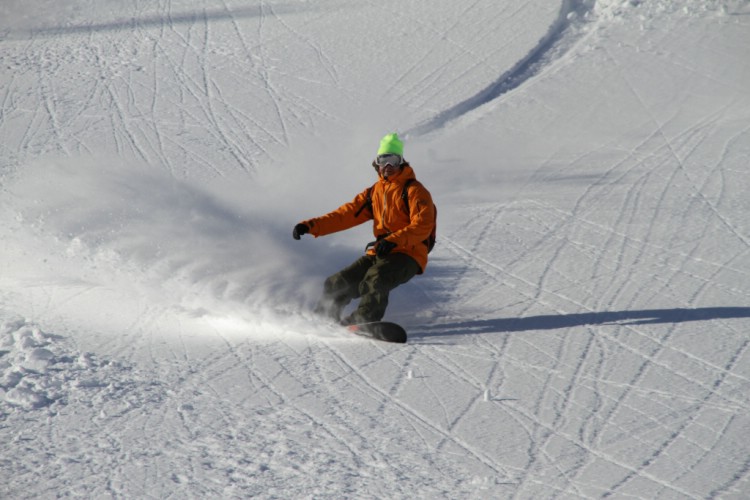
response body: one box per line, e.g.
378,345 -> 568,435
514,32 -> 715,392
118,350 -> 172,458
345,321 -> 407,344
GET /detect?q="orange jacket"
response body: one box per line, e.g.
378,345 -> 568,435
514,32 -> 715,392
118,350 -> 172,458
301,164 -> 434,273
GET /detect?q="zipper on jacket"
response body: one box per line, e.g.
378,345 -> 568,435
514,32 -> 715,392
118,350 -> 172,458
381,181 -> 392,233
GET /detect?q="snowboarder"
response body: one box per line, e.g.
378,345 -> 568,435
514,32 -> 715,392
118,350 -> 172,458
293,133 -> 435,326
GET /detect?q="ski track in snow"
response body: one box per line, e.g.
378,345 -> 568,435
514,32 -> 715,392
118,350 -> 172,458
406,0 -> 585,137
2,0 -> 750,498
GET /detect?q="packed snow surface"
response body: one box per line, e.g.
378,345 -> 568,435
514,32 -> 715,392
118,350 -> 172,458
2,0 -> 750,498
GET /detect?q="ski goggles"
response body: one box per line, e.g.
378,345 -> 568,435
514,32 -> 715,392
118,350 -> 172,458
375,154 -> 402,168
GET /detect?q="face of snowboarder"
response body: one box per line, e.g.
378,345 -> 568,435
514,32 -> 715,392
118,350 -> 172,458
376,154 -> 402,178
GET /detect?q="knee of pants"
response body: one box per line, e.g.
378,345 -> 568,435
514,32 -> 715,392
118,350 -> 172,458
323,276 -> 337,294
323,274 -> 349,295
358,276 -> 388,297
357,280 -> 369,297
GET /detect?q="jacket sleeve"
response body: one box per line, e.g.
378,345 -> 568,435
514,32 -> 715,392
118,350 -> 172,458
387,182 -> 434,249
301,187 -> 373,237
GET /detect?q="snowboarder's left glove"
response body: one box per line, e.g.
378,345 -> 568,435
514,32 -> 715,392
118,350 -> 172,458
375,239 -> 397,257
293,223 -> 309,240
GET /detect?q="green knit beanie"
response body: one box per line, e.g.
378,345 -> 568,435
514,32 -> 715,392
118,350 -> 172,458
377,133 -> 404,156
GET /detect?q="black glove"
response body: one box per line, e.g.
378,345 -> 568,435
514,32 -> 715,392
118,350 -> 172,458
375,239 -> 397,257
293,223 -> 309,240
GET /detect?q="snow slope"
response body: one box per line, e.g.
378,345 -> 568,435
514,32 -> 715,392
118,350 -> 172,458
2,0 -> 750,498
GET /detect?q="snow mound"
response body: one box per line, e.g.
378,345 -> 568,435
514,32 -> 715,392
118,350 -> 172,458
1,317 -> 164,412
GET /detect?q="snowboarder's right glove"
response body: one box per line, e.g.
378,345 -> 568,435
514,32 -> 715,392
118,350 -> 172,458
375,239 -> 397,257
293,223 -> 310,240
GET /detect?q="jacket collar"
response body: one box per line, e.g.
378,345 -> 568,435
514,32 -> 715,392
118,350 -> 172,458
378,162 -> 416,185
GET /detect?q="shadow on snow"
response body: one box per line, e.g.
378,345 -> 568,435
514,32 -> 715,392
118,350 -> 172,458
415,307 -> 750,339
7,4 -> 318,39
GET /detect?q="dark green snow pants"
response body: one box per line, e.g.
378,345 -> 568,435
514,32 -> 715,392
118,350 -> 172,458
314,253 -> 421,324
